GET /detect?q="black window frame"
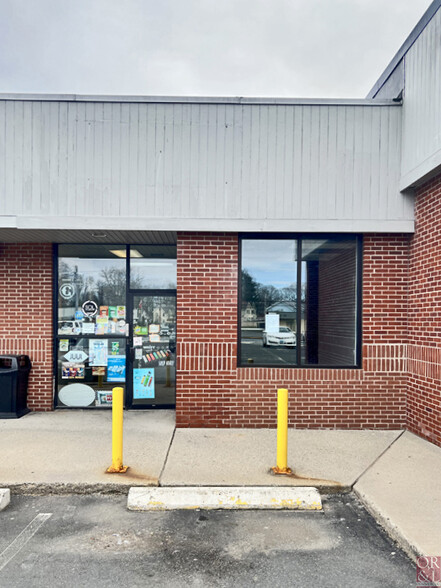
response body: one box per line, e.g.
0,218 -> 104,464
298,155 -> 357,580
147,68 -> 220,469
238,233 -> 363,369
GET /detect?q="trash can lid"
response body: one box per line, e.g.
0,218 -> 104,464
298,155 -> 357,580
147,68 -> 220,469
0,356 -> 18,370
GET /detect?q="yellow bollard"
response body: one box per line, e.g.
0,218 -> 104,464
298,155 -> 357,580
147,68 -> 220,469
106,387 -> 129,474
271,388 -> 292,475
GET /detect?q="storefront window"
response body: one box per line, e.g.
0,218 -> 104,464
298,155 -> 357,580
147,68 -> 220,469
56,245 -> 128,408
55,244 -> 177,409
241,239 -> 298,366
240,236 -> 360,367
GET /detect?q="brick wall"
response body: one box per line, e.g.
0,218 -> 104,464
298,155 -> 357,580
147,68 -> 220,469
0,243 -> 53,411
407,174 -> 441,446
7,219 -> 437,437
176,232 -> 409,428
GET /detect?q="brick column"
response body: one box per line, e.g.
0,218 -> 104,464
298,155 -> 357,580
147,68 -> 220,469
176,233 -> 238,426
0,243 -> 53,411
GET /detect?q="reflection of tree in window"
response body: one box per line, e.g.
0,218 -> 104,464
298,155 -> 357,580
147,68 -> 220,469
242,268 -> 296,326
59,261 -> 145,310
131,270 -> 176,290
96,267 -> 139,306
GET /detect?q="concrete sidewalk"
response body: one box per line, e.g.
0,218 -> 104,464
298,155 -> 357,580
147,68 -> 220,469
1,410 -> 441,559
355,431 -> 441,560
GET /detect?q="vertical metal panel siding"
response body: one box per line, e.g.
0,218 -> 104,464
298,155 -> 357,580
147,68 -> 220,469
401,8 -> 441,187
373,60 -> 405,100
0,100 -> 406,223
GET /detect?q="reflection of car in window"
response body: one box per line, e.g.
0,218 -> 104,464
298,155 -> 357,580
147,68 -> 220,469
58,320 -> 82,335
262,327 -> 296,347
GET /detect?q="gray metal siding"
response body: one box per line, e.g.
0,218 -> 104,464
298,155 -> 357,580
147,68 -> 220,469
0,98 -> 411,233
372,60 -> 404,100
401,7 -> 441,190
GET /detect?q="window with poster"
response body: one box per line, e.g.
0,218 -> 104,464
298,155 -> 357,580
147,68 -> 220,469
55,244 -> 177,409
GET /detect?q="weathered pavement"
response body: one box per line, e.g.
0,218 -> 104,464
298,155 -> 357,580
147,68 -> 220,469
0,494 -> 415,588
1,410 -> 441,560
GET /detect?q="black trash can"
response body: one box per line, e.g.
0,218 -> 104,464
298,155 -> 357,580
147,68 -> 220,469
0,355 -> 32,418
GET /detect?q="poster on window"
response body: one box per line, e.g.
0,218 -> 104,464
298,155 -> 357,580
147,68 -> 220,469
265,313 -> 280,333
107,355 -> 126,382
62,362 -> 85,379
89,339 -> 108,366
133,368 -> 155,399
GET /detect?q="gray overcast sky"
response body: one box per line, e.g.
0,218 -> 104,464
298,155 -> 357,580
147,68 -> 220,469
0,0 -> 433,98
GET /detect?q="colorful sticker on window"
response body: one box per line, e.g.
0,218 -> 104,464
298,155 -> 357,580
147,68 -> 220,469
59,339 -> 69,352
133,368 -> 155,399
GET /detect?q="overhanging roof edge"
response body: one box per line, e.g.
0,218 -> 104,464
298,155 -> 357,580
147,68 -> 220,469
0,93 -> 400,107
367,0 -> 441,99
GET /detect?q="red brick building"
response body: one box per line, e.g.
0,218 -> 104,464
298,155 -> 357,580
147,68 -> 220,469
1,3 -> 441,447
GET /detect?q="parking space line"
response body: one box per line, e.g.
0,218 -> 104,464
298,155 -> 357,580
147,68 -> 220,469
0,513 -> 52,572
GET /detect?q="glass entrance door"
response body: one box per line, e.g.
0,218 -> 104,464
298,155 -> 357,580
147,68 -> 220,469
128,293 -> 176,407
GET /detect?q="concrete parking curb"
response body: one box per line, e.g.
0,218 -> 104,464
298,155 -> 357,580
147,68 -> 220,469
0,489 -> 11,511
127,486 -> 323,511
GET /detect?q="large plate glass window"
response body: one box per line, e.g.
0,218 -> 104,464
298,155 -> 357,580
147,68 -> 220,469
241,239 -> 298,366
56,244 -> 128,408
240,236 -> 360,367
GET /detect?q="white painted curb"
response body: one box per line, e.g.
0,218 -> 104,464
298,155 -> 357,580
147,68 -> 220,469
127,486 -> 322,511
0,489 -> 11,511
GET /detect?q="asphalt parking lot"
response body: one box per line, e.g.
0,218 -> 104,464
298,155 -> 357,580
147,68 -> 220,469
0,493 -> 415,588
241,338 -> 297,364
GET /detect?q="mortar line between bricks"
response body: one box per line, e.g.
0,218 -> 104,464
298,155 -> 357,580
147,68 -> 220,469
351,429 -> 406,489
158,426 -> 176,486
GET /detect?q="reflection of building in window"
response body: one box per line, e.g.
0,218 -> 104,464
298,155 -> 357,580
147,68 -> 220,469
153,299 -> 175,327
265,301 -> 300,333
302,239 -> 357,366
241,303 -> 258,327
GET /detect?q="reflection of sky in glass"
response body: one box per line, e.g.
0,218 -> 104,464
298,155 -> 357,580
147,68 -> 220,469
131,259 -> 177,289
59,257 -> 125,278
242,240 -> 296,287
